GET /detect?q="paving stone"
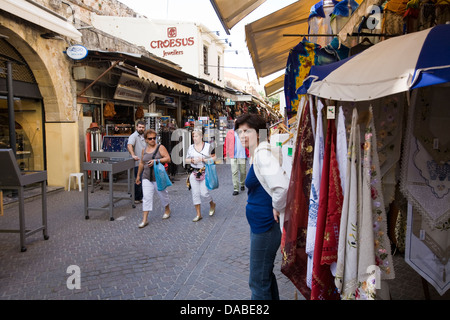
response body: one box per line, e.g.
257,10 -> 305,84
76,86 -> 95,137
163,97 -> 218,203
1,164 -> 449,301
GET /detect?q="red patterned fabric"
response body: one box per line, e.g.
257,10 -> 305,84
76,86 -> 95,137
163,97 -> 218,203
311,119 -> 342,300
321,120 -> 343,266
281,103 -> 314,300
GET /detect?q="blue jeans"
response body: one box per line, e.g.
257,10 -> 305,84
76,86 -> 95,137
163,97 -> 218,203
249,223 -> 281,300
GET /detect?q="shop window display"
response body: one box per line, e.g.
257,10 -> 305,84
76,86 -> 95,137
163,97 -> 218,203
0,97 -> 45,172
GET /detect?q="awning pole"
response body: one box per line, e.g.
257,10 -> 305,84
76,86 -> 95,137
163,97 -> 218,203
283,32 -> 401,37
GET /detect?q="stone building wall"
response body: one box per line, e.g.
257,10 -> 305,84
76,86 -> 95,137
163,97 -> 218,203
0,0 -> 159,187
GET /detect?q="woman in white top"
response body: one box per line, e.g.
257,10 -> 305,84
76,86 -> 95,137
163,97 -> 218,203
185,128 -> 216,222
235,114 -> 289,300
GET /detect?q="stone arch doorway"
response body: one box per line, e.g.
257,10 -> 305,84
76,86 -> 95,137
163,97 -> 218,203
0,35 -> 46,172
1,13 -> 85,188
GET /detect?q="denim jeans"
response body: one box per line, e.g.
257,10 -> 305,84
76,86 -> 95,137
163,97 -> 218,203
249,223 -> 281,300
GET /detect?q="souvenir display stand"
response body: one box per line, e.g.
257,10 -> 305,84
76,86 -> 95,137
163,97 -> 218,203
280,24 -> 450,299
0,149 -> 49,252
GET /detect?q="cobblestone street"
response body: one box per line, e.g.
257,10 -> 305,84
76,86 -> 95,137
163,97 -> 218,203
0,164 -> 448,302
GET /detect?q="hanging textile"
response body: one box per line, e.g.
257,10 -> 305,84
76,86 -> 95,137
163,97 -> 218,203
306,101 -> 325,289
335,107 -> 395,300
382,0 -> 408,35
418,1 -> 450,30
336,106 -> 347,194
405,203 -> 450,295
357,110 -> 378,300
330,0 -> 359,36
335,108 -> 362,299
311,118 -> 342,300
325,38 -> 350,62
329,106 -> 348,279
281,101 -> 315,299
340,96 -> 405,206
321,119 -> 344,269
360,107 -> 395,299
401,86 -> 450,295
308,0 -> 338,47
284,39 -> 338,115
401,86 -> 450,230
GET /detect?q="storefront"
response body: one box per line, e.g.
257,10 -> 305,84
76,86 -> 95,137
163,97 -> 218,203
0,2 -> 83,189
0,38 -> 46,173
73,50 -> 194,168
0,0 -> 196,189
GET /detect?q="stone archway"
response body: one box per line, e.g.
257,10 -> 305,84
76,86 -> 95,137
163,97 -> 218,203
0,24 -> 74,122
0,20 -> 81,187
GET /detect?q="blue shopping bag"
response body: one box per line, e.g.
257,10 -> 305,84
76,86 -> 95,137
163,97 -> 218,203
205,159 -> 219,190
154,160 -> 172,191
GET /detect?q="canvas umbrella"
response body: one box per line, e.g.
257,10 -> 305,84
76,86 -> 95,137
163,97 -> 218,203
301,24 -> 450,101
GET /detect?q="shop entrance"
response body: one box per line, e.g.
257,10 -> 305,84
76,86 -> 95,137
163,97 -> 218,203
0,38 -> 45,173
0,97 -> 45,171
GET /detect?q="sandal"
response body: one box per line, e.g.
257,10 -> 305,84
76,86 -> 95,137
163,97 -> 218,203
138,221 -> 149,228
209,202 -> 216,216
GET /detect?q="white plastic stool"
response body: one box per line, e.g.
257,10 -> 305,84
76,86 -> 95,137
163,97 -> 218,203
68,173 -> 83,191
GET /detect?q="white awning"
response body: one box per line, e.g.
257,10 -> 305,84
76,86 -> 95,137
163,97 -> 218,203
0,0 -> 82,41
137,68 -> 192,95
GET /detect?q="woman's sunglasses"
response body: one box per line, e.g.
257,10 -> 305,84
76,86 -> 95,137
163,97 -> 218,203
146,137 -> 156,141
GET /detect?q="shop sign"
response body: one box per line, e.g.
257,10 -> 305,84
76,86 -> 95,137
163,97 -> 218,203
164,97 -> 175,105
225,99 -> 235,105
65,45 -> 88,60
150,27 -> 195,58
114,73 -> 149,103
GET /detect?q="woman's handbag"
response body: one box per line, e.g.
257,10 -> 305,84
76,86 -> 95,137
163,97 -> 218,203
205,159 -> 219,190
194,167 -> 205,181
154,160 -> 172,191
